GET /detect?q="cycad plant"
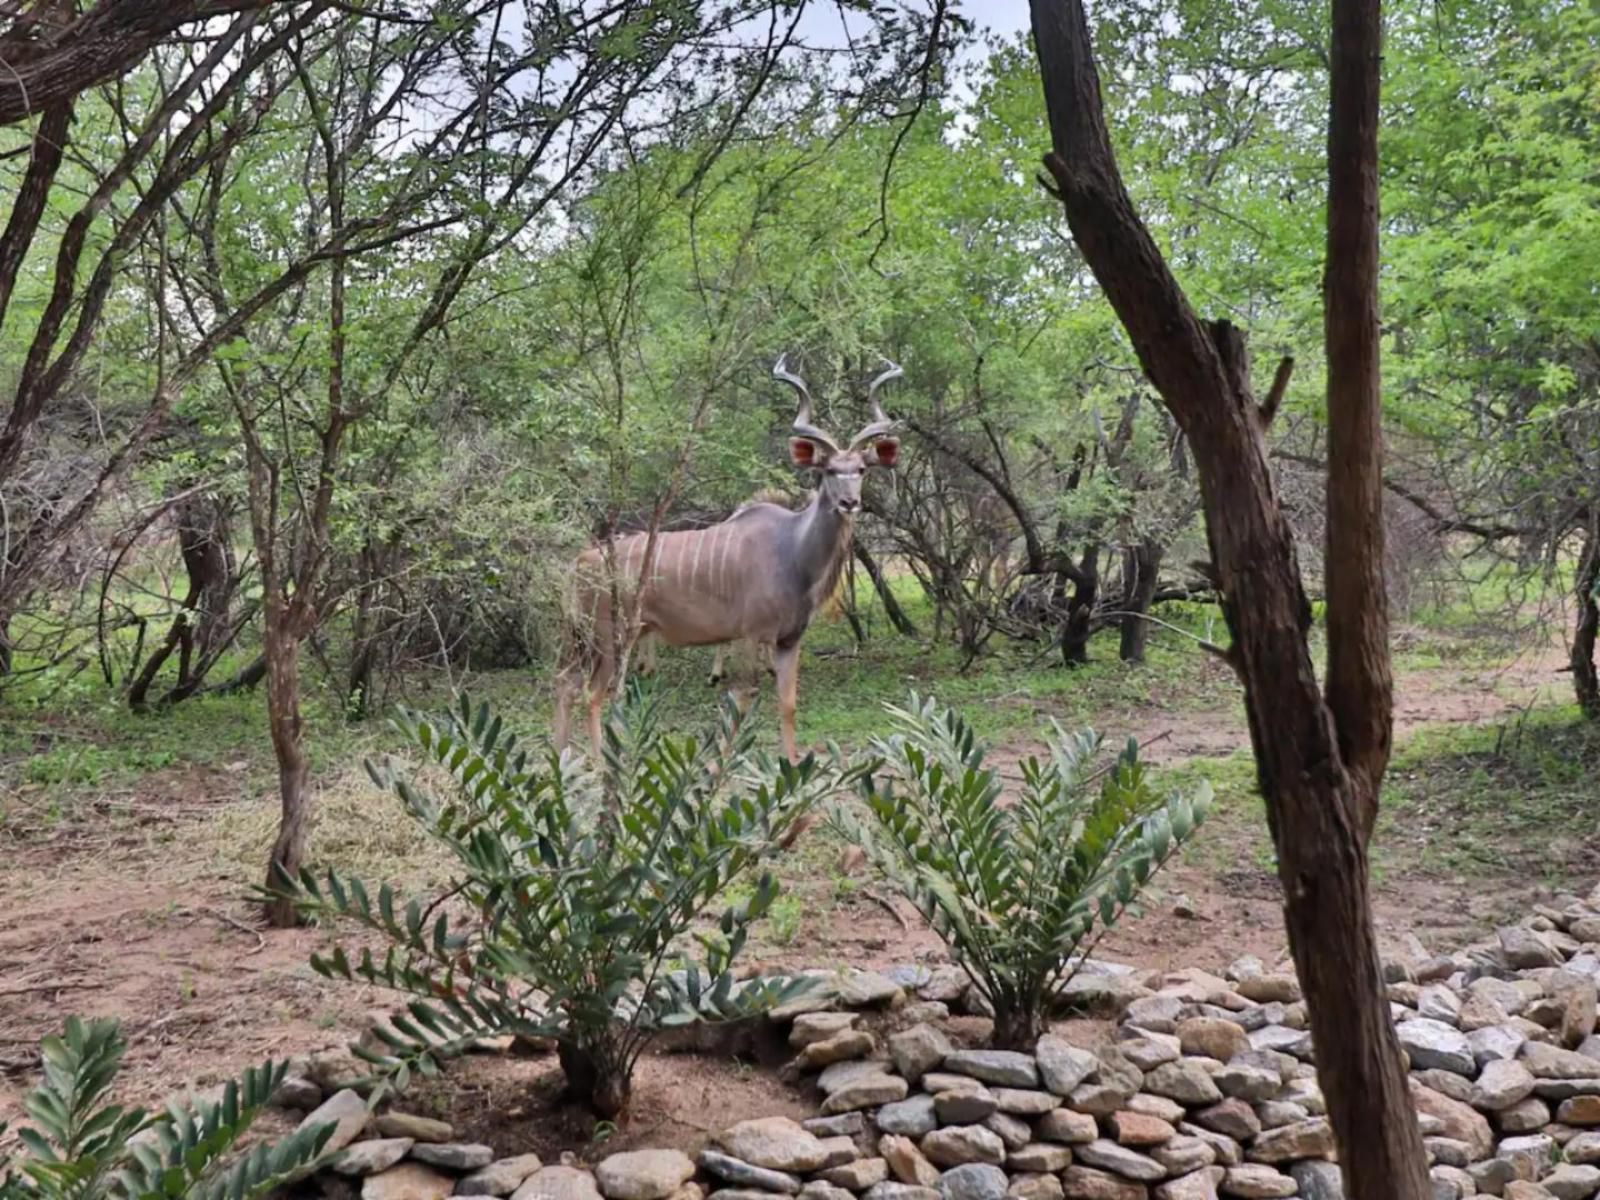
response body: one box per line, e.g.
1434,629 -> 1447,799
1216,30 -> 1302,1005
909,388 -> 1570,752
0,1018 -> 335,1200
837,694 -> 1211,1048
269,685 -> 846,1118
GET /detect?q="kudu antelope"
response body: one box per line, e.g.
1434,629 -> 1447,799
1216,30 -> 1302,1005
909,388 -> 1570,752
554,357 -> 904,761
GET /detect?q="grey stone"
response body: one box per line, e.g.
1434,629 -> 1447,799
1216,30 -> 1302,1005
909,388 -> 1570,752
411,1145 -> 495,1172
1153,1173 -> 1221,1200
920,968 -> 970,1004
1192,1100 -> 1258,1142
880,1135 -> 940,1188
792,1014 -> 861,1049
374,1115 -> 453,1143
807,1115 -> 868,1138
1501,926 -> 1563,969
1005,1142 -> 1073,1176
799,1032 -> 879,1071
1118,1036 -> 1181,1073
1006,1175 -> 1063,1200
456,1156 -> 545,1197
1245,1118 -> 1332,1163
1417,986 -> 1463,1025
696,1152 -> 801,1195
1524,1041 -> 1600,1079
943,1051 -> 1038,1089
594,1152 -> 696,1200
821,1159 -> 891,1191
713,1192 -> 807,1200
889,966 -> 934,990
299,1091 -> 372,1161
1245,1027 -> 1311,1059
990,1089 -> 1059,1116
1150,1138 -> 1214,1176
891,1026 -> 952,1085
1542,1166 -> 1600,1200
1399,1019 -> 1477,1075
876,1096 -> 939,1138
1251,1102 -> 1307,1131
1466,1158 -> 1519,1195
1212,1058 -> 1279,1104
864,1187 -> 940,1200
923,1074 -> 983,1096
1035,1039 -> 1099,1097
365,1164 -> 456,1200
512,1168 -> 604,1200
1496,1133 -> 1557,1178
1074,1141 -> 1165,1183
903,1003 -> 951,1025
1125,995 -> 1186,1034
1059,1168 -> 1150,1200
1217,1166 -> 1295,1199
331,1139 -> 415,1177
1570,1132 -> 1600,1164
1176,1019 -> 1249,1063
801,1184 -> 855,1200
1176,1125 -> 1242,1168
273,1075 -> 324,1111
1036,1109 -> 1098,1145
936,1088 -> 998,1124
1287,1162 -> 1343,1200
920,1127 -> 1006,1168
719,1120 -> 831,1173
983,1113 -> 1031,1153
1499,1097 -> 1552,1132
1470,1024 -> 1528,1067
1413,1069 -> 1474,1104
1143,1061 -> 1222,1105
937,1165 -> 1009,1200
1473,1058 -> 1538,1110
824,1076 -> 910,1115
1066,1083 -> 1137,1118
839,971 -> 904,1008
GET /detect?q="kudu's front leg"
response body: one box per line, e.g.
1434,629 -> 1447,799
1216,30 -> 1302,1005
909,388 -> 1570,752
773,643 -> 801,763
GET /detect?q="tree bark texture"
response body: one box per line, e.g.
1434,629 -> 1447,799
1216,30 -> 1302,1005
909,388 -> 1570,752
1118,539 -> 1163,664
0,0 -> 286,127
261,593 -> 312,930
1574,524 -> 1599,719
1026,1 -> 1431,1194
127,492 -> 233,710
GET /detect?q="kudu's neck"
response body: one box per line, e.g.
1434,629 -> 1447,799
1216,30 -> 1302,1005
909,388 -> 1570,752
793,489 -> 853,589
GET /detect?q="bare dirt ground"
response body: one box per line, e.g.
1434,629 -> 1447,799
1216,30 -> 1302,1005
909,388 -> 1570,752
0,634 -> 1585,1148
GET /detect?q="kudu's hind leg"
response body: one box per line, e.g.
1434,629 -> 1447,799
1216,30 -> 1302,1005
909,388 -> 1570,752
773,642 -> 801,763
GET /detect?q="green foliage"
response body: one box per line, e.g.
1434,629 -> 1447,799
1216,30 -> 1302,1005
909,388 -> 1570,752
837,694 -> 1211,1048
0,1018 -> 335,1200
269,688 -> 850,1117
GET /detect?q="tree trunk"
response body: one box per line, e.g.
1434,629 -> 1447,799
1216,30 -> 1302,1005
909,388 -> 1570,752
128,492 -> 233,711
1026,0 -> 1430,1193
855,543 -> 918,636
1061,547 -> 1099,667
1118,539 -> 1164,663
261,596 -> 312,929
1574,523 -> 1599,719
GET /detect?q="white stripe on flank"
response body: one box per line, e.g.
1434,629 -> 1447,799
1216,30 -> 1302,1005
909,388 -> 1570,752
690,528 -> 706,592
717,524 -> 734,599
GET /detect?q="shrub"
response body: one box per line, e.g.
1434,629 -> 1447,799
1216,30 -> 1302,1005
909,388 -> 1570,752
0,1017 -> 334,1200
836,694 -> 1211,1049
270,687 -> 846,1118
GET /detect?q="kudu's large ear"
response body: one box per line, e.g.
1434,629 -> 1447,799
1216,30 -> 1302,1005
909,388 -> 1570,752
790,437 -> 832,469
863,437 -> 900,468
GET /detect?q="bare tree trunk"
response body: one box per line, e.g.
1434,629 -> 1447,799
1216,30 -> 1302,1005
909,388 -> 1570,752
855,543 -> 918,636
1026,0 -> 1430,1193
1060,547 -> 1099,667
261,594 -> 311,928
1118,539 -> 1163,664
128,492 -> 233,711
1574,522 -> 1599,719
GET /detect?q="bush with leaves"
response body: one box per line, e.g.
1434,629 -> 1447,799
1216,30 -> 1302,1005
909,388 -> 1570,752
270,686 -> 847,1118
0,1018 -> 335,1200
836,695 -> 1212,1049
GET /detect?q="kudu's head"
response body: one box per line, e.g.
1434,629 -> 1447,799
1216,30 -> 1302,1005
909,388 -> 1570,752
773,355 -> 903,517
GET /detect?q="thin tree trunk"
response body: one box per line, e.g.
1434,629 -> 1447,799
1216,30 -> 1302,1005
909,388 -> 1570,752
855,543 -> 918,636
1118,539 -> 1163,664
1574,523 -> 1599,719
128,493 -> 232,711
261,596 -> 311,928
1061,546 -> 1099,667
1026,0 -> 1430,1193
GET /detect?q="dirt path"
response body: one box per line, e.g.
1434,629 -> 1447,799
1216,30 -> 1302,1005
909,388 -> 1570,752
0,636 -> 1584,1125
